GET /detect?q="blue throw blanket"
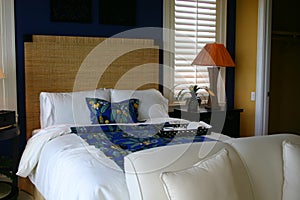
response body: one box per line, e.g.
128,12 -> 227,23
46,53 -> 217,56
71,123 -> 214,169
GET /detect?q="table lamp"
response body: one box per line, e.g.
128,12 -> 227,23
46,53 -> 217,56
192,43 -> 235,109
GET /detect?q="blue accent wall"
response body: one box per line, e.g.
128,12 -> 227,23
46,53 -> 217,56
13,0 -> 235,154
14,0 -> 163,151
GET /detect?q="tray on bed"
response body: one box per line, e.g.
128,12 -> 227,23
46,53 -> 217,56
158,125 -> 209,138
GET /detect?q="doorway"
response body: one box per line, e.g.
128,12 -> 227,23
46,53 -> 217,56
268,0 -> 300,135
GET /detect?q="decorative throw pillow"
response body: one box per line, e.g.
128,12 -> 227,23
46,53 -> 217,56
282,140 -> 300,200
161,148 -> 239,200
86,98 -> 139,124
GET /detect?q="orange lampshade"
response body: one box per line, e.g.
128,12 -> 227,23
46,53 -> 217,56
0,68 -> 5,79
192,43 -> 235,67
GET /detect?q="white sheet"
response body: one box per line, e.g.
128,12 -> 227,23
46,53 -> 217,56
17,118 -> 192,200
34,134 -> 128,200
17,124 -> 129,200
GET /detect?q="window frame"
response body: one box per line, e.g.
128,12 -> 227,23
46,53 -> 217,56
163,0 -> 228,105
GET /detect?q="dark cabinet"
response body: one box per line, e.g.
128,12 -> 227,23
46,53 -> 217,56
172,107 -> 243,138
0,126 -> 20,199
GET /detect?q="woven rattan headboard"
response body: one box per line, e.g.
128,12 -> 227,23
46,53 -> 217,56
24,35 -> 159,139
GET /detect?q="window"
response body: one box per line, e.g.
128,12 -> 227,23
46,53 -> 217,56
0,1 -> 17,112
163,0 -> 227,102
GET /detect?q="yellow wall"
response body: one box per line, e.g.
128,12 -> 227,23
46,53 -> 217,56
235,0 -> 258,137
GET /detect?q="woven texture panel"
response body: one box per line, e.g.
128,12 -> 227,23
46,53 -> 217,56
25,35 -> 159,139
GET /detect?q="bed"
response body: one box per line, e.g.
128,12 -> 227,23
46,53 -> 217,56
19,87 -> 215,200
17,35 -> 218,200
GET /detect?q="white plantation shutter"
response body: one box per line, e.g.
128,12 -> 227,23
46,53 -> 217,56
0,1 -> 17,111
174,0 -> 217,95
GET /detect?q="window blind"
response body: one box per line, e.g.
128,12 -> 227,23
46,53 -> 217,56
174,0 -> 217,95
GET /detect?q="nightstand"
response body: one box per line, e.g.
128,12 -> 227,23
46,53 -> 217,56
173,107 -> 243,138
0,126 -> 20,199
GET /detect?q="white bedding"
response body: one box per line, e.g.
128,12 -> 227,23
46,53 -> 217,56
17,118 -> 197,200
17,124 -> 129,200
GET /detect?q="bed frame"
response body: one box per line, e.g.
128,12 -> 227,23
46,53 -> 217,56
21,35 -> 160,196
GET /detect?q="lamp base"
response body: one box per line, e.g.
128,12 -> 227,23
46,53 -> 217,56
207,67 -> 220,110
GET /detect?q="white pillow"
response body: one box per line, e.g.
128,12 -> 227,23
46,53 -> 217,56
282,140 -> 300,200
161,148 -> 239,200
110,89 -> 169,121
40,89 -> 110,128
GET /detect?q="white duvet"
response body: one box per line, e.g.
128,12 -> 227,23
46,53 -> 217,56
17,124 -> 130,200
17,118 -> 197,200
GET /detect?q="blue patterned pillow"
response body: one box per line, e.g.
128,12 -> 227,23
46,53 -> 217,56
86,98 -> 139,124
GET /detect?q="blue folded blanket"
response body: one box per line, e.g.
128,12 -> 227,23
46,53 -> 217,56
71,123 -> 214,169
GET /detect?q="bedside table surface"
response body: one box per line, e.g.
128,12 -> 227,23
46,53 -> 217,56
175,107 -> 243,113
